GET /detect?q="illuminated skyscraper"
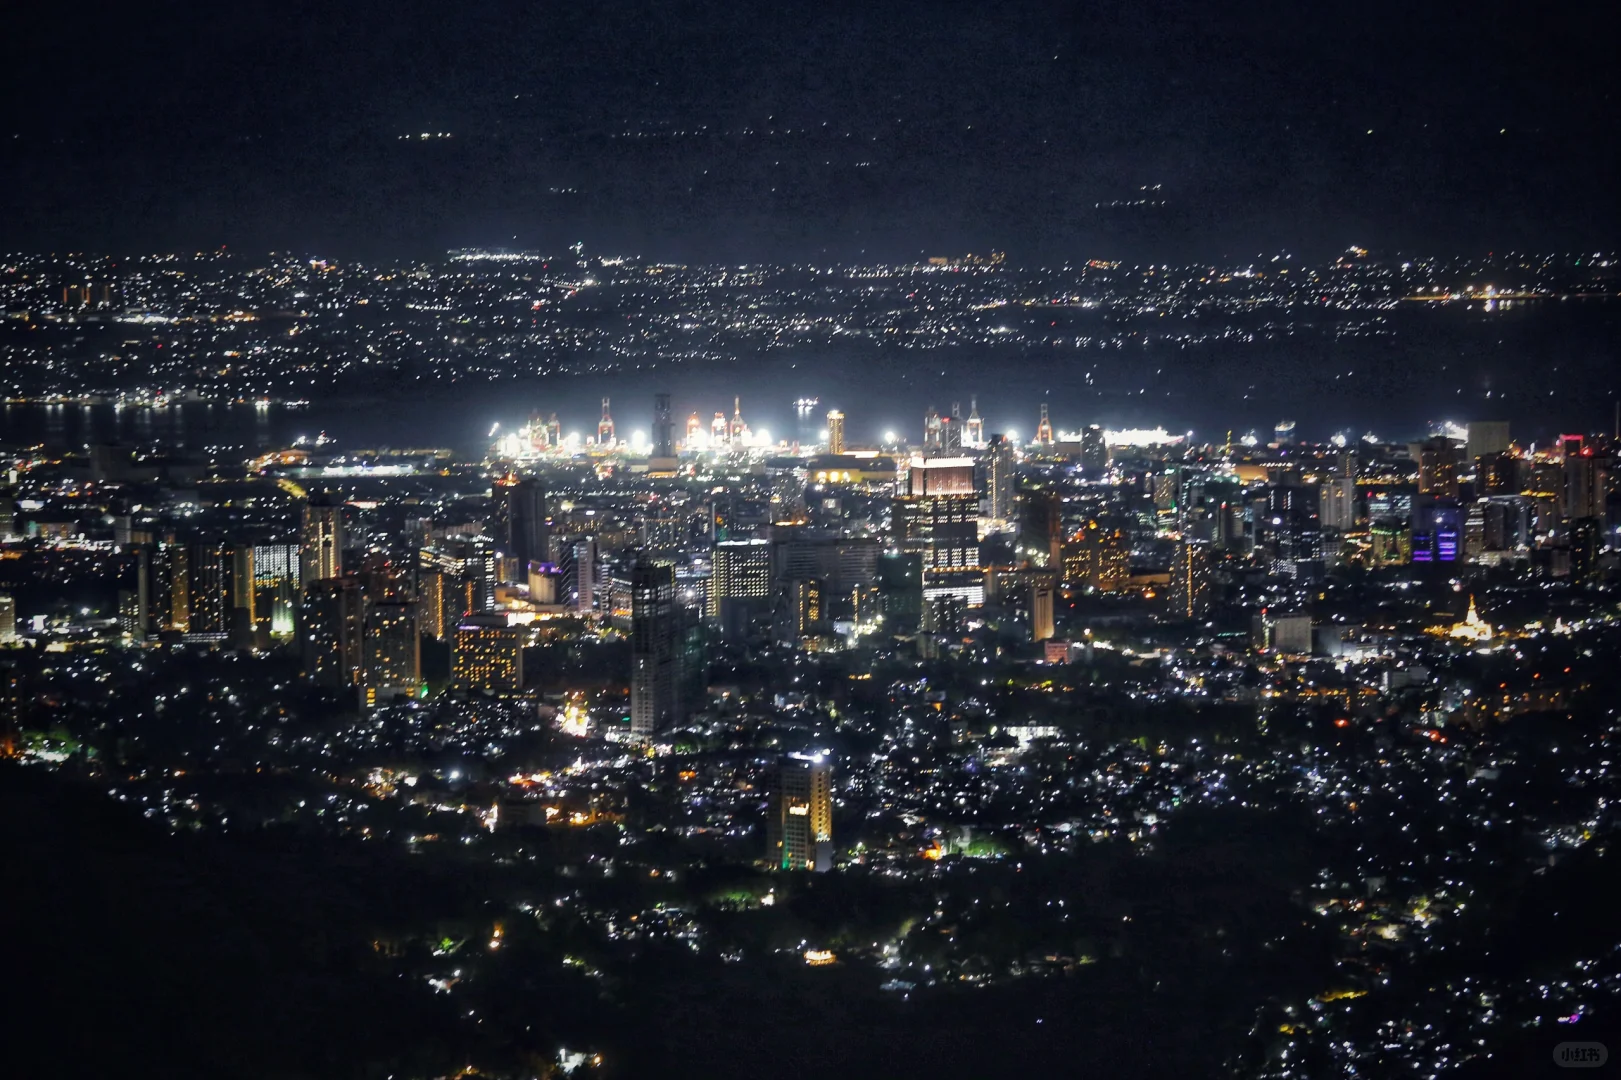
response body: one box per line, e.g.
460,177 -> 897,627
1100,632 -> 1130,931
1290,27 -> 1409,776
495,476 -> 548,577
452,616 -> 524,693
964,396 -> 985,449
1321,477 -> 1357,533
0,592 -> 15,643
300,494 -> 345,583
768,753 -> 833,872
709,537 -> 773,619
826,410 -> 845,455
652,392 -> 675,458
597,397 -> 615,445
1561,435 -> 1608,522
982,433 -> 1016,523
1417,437 -> 1463,500
730,396 -> 746,444
1467,420 -> 1511,463
302,577 -> 365,688
185,540 -> 250,643
363,600 -> 420,705
1031,582 -> 1055,642
253,543 -> 300,641
631,562 -> 681,735
1063,520 -> 1128,591
894,456 -> 982,604
1167,538 -> 1212,620
1080,425 -> 1107,474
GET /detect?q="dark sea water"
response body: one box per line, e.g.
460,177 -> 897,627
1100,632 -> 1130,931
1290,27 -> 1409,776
2,301 -> 1616,455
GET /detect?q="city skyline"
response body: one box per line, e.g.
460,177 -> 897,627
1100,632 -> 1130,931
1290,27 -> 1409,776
5,3 -> 1620,1078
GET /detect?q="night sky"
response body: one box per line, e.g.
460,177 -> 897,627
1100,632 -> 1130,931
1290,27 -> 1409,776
3,0 -> 1616,261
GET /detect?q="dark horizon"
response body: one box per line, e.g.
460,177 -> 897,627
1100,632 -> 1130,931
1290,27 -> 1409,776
3,1 -> 1617,262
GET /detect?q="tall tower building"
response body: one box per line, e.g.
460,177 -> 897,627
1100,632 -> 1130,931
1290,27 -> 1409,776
1561,435 -> 1608,522
1168,539 -> 1212,620
826,410 -> 845,456
652,392 -> 675,458
0,592 -> 16,644
1035,404 -> 1053,447
1321,477 -> 1357,533
1063,520 -> 1129,591
452,616 -> 524,693
185,540 -> 248,643
1080,425 -> 1108,474
965,397 -> 985,450
1467,421 -> 1511,463
362,600 -> 420,705
768,753 -> 833,872
597,397 -> 616,445
982,433 -> 1016,523
894,456 -> 982,604
630,563 -> 681,735
709,538 -> 773,619
1031,583 -> 1055,642
1417,437 -> 1463,500
252,543 -> 300,641
730,397 -> 746,444
302,578 -> 365,688
300,494 -> 345,584
498,477 -> 548,577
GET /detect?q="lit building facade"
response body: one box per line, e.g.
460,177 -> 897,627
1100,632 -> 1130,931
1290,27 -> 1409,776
768,753 -> 833,872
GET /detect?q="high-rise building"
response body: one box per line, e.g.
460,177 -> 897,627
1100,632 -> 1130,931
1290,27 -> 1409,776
300,494 -> 345,585
1265,484 -> 1323,577
876,552 -> 923,632
1035,404 -> 1053,447
775,577 -> 826,643
1561,435 -> 1609,522
825,410 -> 845,456
561,536 -> 597,613
0,592 -> 16,644
1412,502 -> 1464,563
363,601 -> 420,705
250,543 -> 299,641
1063,520 -> 1129,591
1570,517 -> 1602,585
1167,539 -> 1212,620
302,578 -> 365,688
1417,437 -> 1464,500
597,397 -> 615,445
652,392 -> 675,459
184,540 -> 249,643
1080,425 -> 1107,474
631,563 -> 682,735
895,456 -> 982,604
709,538 -> 773,619
416,567 -> 451,639
452,616 -> 524,693
768,753 -> 833,872
1467,421 -> 1511,463
1321,477 -> 1357,533
495,477 -> 548,578
422,534 -> 498,614
1030,583 -> 1055,642
964,397 -> 984,449
982,434 -> 1016,523
1018,487 -> 1063,569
